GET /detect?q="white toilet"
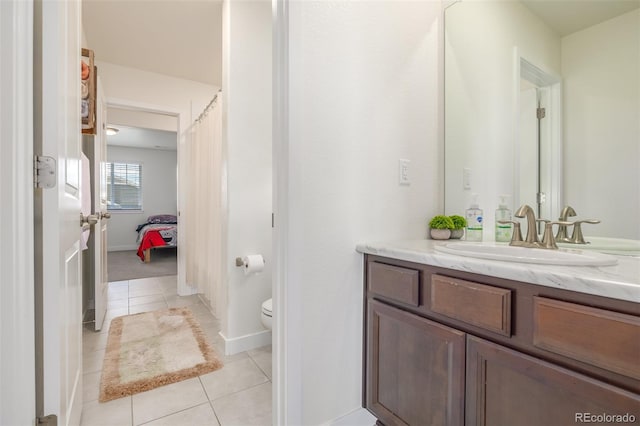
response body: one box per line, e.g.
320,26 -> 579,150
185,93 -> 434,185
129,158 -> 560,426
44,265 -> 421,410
261,298 -> 272,330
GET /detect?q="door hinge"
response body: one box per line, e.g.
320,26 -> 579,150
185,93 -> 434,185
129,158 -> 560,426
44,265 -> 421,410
537,192 -> 546,204
37,414 -> 57,426
536,107 -> 546,120
34,156 -> 57,189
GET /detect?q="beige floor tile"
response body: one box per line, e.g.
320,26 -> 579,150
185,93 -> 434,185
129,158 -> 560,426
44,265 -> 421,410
129,294 -> 165,307
108,287 -> 129,301
132,377 -> 209,425
105,307 -> 129,320
83,371 -> 101,403
200,358 -> 268,401
109,280 -> 129,288
83,349 -> 105,374
83,330 -> 110,353
107,298 -> 129,309
82,273 -> 279,426
153,275 -> 178,286
247,345 -> 272,357
248,347 -> 272,380
128,279 -> 163,297
211,382 -> 272,426
185,302 -> 214,318
80,397 -> 132,426
165,294 -> 201,308
140,402 -> 220,426
129,301 -> 168,315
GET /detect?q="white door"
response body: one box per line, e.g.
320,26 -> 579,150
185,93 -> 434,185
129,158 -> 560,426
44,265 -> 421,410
0,0 -> 37,424
35,0 -> 84,424
94,79 -> 109,331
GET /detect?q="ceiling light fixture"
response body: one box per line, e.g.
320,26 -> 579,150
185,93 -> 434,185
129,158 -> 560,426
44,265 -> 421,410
106,127 -> 119,136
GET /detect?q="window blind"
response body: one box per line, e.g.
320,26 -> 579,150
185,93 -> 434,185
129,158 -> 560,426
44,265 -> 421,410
106,162 -> 142,210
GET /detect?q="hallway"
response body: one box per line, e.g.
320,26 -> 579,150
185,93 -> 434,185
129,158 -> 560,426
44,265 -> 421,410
80,275 -> 272,425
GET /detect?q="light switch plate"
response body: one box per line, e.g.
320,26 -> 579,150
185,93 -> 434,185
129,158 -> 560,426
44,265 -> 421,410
399,159 -> 410,185
463,167 -> 471,190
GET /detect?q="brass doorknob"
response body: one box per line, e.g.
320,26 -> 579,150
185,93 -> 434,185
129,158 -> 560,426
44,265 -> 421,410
101,212 -> 111,219
80,213 -> 99,226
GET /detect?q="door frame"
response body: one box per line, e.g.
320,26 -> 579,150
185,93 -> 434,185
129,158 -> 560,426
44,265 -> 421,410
272,0 -> 298,424
103,98 -> 191,295
0,0 -> 36,424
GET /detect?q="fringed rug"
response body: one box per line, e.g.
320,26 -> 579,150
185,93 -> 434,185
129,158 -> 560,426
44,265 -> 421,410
99,307 -> 222,402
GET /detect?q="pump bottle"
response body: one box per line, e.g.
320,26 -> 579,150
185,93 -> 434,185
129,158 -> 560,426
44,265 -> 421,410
495,195 -> 513,242
465,194 -> 483,241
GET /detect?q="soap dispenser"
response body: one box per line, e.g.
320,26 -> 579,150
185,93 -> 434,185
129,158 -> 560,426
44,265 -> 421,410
465,194 -> 483,241
495,194 -> 513,242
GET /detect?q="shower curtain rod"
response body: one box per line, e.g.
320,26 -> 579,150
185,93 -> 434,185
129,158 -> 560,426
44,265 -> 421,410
194,90 -> 222,123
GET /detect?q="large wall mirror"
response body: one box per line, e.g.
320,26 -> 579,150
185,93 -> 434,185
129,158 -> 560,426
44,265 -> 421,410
444,0 -> 639,243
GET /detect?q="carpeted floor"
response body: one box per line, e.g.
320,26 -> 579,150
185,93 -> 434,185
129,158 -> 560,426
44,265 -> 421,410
107,248 -> 177,282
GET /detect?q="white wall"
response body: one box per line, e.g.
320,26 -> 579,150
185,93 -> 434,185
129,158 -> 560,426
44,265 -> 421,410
562,9 -> 640,239
221,0 -> 272,349
96,61 -> 219,129
285,1 -> 442,423
444,1 -> 560,235
106,146 -> 178,251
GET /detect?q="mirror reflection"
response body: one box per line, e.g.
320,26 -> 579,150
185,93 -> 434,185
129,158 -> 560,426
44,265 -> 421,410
444,0 -> 639,242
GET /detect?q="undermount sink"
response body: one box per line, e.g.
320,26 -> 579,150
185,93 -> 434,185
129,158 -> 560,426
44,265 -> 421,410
434,242 -> 619,266
557,236 -> 640,257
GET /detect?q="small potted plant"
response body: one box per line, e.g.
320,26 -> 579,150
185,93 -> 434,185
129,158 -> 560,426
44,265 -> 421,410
428,215 -> 454,240
449,215 -> 467,239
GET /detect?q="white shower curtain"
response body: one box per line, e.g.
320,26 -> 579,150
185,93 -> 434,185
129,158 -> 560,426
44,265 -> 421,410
185,95 -> 223,316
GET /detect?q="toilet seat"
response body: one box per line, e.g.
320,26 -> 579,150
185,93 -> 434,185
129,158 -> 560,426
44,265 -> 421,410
261,298 -> 273,330
262,298 -> 272,317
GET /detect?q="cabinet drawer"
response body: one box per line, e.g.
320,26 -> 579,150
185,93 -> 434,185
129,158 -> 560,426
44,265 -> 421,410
368,262 -> 420,306
429,274 -> 512,336
533,297 -> 640,380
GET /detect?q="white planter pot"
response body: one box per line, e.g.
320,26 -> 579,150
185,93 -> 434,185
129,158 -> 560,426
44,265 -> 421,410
430,229 -> 451,240
450,229 -> 464,239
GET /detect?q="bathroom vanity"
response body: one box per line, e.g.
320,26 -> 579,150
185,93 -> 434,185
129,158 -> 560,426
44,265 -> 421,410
357,240 -> 640,426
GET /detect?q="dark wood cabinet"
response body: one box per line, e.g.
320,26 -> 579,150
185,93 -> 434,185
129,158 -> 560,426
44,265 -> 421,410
466,336 -> 640,426
366,299 -> 465,426
363,256 -> 640,426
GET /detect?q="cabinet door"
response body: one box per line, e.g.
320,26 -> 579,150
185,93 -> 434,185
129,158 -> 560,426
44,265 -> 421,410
366,300 -> 465,426
466,336 -> 640,426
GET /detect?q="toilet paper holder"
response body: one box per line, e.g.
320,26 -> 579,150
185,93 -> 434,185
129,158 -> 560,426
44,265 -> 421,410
235,256 -> 266,267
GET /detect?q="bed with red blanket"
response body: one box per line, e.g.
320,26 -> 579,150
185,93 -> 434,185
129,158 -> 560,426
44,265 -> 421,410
135,215 -> 178,262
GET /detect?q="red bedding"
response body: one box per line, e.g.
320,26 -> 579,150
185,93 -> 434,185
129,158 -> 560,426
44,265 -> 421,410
136,228 -> 169,261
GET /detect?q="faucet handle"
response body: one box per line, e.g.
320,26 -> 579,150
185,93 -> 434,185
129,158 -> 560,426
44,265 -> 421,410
498,220 -> 523,243
570,219 -> 601,244
541,221 -> 573,249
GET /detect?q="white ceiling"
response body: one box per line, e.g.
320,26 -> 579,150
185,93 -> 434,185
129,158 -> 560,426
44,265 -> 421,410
521,0 -> 640,37
107,125 -> 178,151
82,0 -> 222,86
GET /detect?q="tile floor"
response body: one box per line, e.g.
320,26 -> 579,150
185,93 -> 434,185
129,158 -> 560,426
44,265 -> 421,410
80,275 -> 272,426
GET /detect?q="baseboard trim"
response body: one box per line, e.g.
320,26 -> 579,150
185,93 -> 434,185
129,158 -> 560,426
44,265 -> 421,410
108,245 -> 138,252
324,408 -> 376,426
218,329 -> 272,355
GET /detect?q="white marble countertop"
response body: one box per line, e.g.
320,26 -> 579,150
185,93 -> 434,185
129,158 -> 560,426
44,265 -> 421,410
356,239 -> 640,303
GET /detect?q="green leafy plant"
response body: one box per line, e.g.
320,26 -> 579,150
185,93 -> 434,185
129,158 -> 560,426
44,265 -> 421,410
429,215 -> 455,230
449,215 -> 467,230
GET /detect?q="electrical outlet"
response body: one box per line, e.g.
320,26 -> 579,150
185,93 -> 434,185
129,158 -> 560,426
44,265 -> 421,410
399,159 -> 410,185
